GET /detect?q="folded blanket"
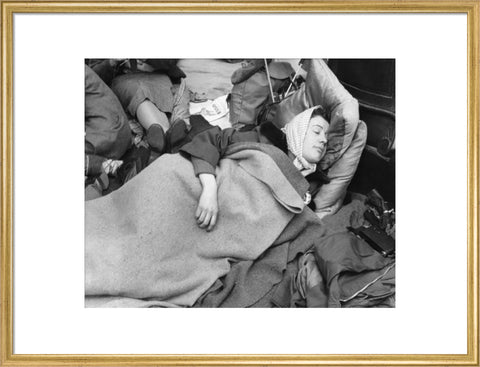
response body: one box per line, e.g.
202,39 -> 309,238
85,144 -> 307,307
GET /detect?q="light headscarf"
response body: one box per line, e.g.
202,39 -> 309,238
282,106 -> 326,176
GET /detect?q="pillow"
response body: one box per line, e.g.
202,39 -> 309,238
314,121 -> 367,218
272,59 -> 360,171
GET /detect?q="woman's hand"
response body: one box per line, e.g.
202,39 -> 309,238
196,174 -> 218,232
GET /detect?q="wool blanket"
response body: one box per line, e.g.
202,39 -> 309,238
194,211 -> 326,308
85,143 -> 308,307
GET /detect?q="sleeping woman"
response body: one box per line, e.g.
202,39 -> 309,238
180,106 -> 331,231
85,106 -> 331,308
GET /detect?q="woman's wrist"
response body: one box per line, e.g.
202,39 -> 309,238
199,173 -> 217,189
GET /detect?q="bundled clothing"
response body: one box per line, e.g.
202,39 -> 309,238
85,65 -> 132,160
271,232 -> 395,308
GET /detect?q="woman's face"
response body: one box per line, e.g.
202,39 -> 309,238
302,115 -> 329,164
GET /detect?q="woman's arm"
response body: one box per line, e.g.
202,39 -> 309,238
182,127 -> 259,231
196,173 -> 218,232
180,126 -> 248,173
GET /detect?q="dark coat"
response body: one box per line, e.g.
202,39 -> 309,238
85,65 -> 132,160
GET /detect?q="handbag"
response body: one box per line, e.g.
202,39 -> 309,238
229,60 -> 296,127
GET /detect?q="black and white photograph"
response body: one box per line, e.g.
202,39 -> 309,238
3,2 -> 476,363
84,58 -> 396,308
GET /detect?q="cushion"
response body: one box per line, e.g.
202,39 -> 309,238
314,121 -> 367,217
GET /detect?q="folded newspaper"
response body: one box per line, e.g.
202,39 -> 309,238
189,94 -> 229,123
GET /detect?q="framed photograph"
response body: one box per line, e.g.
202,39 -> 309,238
1,1 -> 478,366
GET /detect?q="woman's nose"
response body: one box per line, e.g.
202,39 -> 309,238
318,131 -> 327,144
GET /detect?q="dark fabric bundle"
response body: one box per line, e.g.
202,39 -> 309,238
271,231 -> 395,308
85,65 -> 132,160
145,59 -> 186,80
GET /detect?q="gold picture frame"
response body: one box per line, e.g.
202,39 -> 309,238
1,1 -> 479,366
